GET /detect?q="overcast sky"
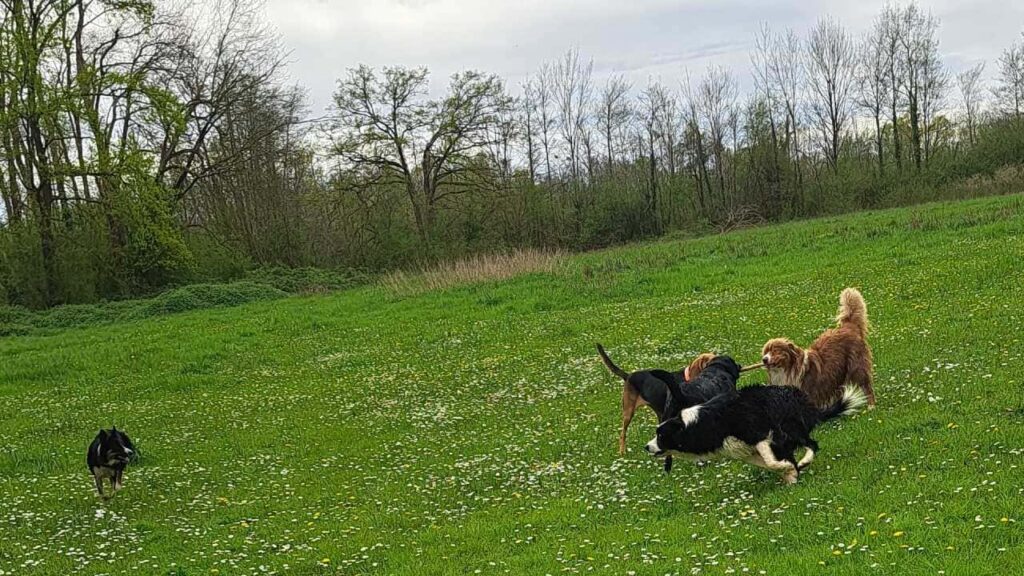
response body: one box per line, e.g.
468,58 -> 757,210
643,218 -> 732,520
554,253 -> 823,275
264,0 -> 1024,116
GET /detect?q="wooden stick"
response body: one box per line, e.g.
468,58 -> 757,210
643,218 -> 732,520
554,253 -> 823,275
740,363 -> 764,373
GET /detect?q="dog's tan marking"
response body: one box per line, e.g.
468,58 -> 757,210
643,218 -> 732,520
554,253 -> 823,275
797,447 -> 816,469
755,440 -> 797,474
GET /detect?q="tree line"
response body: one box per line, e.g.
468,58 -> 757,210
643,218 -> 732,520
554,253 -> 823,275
2,0 -> 1024,308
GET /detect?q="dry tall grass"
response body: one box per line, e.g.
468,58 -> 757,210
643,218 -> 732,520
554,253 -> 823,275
380,249 -> 565,296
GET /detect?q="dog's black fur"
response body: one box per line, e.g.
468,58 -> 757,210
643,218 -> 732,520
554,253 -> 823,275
596,344 -> 676,417
661,356 -> 742,421
646,383 -> 866,483
87,427 -> 136,498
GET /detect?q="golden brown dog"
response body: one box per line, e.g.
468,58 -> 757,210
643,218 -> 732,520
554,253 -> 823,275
760,288 -> 876,409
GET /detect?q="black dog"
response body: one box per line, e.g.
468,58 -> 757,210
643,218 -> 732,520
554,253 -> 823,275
660,355 -> 742,421
646,383 -> 866,484
654,355 -> 742,473
87,427 -> 136,498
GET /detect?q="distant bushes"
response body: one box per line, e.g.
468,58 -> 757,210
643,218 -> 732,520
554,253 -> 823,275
129,282 -> 287,318
0,265 -> 372,335
0,281 -> 289,336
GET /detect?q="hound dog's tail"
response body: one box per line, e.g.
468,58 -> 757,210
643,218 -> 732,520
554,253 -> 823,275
818,385 -> 868,423
836,287 -> 869,338
596,343 -> 629,380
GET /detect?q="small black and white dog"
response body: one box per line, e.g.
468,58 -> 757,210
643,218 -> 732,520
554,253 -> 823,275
87,427 -> 136,498
646,382 -> 866,484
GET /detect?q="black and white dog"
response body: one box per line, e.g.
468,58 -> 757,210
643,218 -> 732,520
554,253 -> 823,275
646,381 -> 866,484
87,427 -> 136,498
655,355 -> 743,473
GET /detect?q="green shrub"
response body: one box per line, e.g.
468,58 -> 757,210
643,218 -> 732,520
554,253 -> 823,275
0,281 -> 288,336
127,282 -> 287,319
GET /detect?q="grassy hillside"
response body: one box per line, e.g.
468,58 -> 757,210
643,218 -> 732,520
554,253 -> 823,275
1,195 -> 1023,575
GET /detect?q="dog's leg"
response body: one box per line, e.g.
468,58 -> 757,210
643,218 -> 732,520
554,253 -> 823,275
850,366 -> 876,407
797,448 -> 815,470
114,469 -> 124,492
93,473 -> 105,498
797,438 -> 819,470
755,441 -> 799,483
619,385 -> 640,455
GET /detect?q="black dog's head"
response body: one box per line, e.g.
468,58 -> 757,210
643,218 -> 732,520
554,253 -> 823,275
90,427 -> 136,468
662,355 -> 741,421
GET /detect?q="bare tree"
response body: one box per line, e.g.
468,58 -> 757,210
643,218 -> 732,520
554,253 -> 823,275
535,64 -> 555,181
751,25 -> 783,175
995,34 -> 1024,119
957,63 -> 985,146
486,94 -> 520,185
697,66 -> 738,200
898,4 -> 942,170
877,5 -> 905,171
754,26 -> 806,193
681,73 -> 711,217
157,0 -> 286,200
919,33 -> 948,163
552,48 -> 593,183
805,17 -> 856,172
329,65 -> 506,248
521,78 -> 540,182
596,75 -> 633,170
637,81 -> 674,224
857,27 -> 891,175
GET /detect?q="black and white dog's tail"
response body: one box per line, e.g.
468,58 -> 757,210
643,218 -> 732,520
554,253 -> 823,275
596,343 -> 629,380
818,385 -> 869,423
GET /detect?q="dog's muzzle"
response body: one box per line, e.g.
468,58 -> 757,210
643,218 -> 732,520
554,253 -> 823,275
645,439 -> 664,457
762,353 -> 771,365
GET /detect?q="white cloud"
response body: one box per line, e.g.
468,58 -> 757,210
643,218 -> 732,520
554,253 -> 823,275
263,0 -> 1024,114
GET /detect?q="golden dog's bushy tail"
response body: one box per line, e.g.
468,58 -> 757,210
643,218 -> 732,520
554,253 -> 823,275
836,287 -> 869,337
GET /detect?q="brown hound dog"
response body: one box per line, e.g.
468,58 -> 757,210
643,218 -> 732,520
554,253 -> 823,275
597,346 -> 716,455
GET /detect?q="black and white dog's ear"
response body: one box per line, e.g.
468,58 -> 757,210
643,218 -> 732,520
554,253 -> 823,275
98,429 -> 109,441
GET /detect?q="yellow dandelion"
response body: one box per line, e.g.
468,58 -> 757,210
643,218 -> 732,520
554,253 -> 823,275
833,550 -> 842,556
893,531 -> 905,537
1000,517 -> 1009,523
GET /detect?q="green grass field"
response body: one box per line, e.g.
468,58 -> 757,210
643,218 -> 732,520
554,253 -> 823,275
2,195 -> 1023,575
